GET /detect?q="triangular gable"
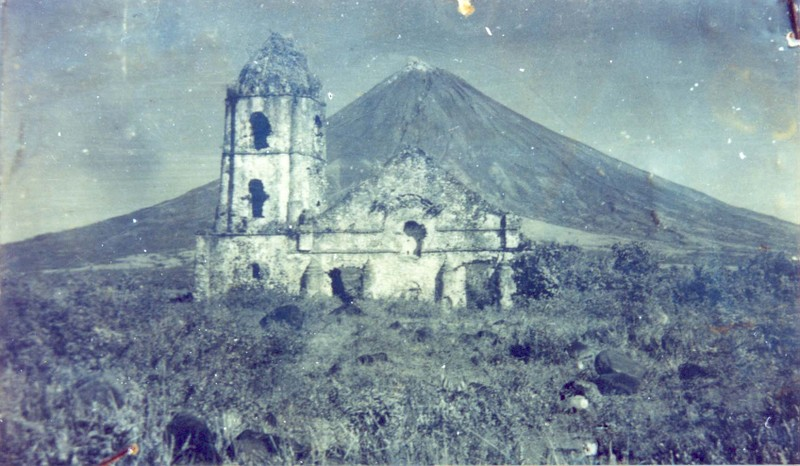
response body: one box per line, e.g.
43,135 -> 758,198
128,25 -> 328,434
313,147 -> 514,233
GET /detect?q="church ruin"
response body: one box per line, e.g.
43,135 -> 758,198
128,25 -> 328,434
194,34 -> 521,308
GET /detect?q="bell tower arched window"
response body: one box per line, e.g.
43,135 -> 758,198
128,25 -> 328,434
248,179 -> 269,218
250,112 -> 272,150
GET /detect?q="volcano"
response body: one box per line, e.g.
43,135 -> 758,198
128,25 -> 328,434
326,60 -> 798,256
1,60 -> 796,273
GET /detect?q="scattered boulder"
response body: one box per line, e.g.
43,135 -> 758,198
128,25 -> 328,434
596,371 -> 642,396
165,413 -> 222,465
594,349 -> 645,395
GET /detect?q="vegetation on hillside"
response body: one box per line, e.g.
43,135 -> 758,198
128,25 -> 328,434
0,243 -> 798,464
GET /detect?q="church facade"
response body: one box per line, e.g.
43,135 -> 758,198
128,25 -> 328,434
195,34 -> 521,308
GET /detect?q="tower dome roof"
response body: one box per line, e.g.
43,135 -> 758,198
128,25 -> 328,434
236,33 -> 321,98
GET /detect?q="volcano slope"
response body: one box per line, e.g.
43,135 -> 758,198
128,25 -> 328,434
1,61 -> 797,273
0,184 -> 217,273
326,61 -> 797,258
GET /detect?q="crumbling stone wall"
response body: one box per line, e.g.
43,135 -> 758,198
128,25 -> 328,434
195,235 -> 517,309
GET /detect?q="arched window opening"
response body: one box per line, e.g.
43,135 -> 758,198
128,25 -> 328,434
251,263 -> 263,280
248,179 -> 269,218
250,112 -> 272,150
403,221 -> 427,257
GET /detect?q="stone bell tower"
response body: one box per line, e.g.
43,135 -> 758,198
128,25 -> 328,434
214,33 -> 326,235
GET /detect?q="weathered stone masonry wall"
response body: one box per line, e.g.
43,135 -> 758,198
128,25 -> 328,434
216,92 -> 326,235
195,233 -> 518,309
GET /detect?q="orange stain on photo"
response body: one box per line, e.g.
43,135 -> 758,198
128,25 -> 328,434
456,0 -> 475,17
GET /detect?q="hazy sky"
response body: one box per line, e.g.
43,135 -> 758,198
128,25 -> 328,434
1,0 -> 798,243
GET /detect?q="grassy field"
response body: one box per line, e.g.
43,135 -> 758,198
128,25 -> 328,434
1,242 -> 798,464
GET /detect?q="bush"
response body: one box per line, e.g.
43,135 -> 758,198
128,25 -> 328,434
464,261 -> 499,308
607,242 -> 660,305
737,251 -> 799,303
610,242 -> 658,276
512,242 -> 603,300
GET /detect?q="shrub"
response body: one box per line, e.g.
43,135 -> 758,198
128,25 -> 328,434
512,242 -> 605,300
607,242 -> 660,305
464,261 -> 499,308
672,264 -> 727,306
737,251 -> 799,303
611,242 -> 658,276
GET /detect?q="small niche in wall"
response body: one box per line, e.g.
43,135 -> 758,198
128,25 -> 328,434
250,112 -> 272,150
251,263 -> 263,280
314,115 -> 323,139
